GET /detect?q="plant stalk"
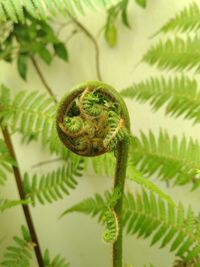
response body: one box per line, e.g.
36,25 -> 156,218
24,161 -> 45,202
1,126 -> 45,267
31,56 -> 57,103
113,140 -> 129,267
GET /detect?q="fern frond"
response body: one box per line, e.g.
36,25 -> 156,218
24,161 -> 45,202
173,258 -> 200,267
0,199 -> 30,212
143,36 -> 200,72
60,192 -> 108,220
102,208 -> 119,243
0,138 -> 15,186
23,159 -> 84,206
126,164 -> 174,206
123,191 -> 200,264
0,0 -> 120,22
121,75 -> 200,124
1,87 -> 69,159
153,2 -> 200,35
60,190 -> 200,263
130,130 -> 200,188
1,225 -> 33,267
43,249 -> 69,267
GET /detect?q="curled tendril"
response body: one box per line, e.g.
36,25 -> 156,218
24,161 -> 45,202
56,81 -> 130,157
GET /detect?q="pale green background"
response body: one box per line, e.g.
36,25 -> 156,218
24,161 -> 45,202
0,0 -> 200,266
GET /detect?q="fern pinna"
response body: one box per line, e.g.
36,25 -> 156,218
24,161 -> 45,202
1,225 -> 69,267
0,0 -> 119,22
62,190 -> 200,266
23,159 -> 84,206
0,85 -> 68,158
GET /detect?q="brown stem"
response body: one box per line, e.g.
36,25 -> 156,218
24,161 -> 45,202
32,157 -> 62,169
31,56 -> 57,103
67,15 -> 102,81
1,126 -> 44,267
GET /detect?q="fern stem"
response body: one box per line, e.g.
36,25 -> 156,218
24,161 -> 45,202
31,56 -> 57,103
67,15 -> 102,81
1,126 -> 44,267
113,141 -> 129,267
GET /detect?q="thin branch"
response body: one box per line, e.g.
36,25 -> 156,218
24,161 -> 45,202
68,15 -> 102,81
32,157 -> 62,169
31,56 -> 57,103
1,126 -> 44,267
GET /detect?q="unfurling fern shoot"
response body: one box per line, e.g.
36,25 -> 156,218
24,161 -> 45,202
56,81 -> 130,267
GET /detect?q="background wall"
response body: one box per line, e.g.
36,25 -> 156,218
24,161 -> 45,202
0,0 -> 200,266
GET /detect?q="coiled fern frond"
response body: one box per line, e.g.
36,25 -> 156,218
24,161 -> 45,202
103,208 -> 119,243
56,81 -> 130,157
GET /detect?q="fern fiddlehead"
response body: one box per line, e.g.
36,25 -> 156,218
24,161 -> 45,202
56,80 -> 130,267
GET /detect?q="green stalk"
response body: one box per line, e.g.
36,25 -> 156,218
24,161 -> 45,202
113,141 -> 129,267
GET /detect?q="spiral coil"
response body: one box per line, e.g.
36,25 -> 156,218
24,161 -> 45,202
56,81 -> 130,157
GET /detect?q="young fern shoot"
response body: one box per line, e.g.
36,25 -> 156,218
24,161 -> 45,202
56,81 -> 130,267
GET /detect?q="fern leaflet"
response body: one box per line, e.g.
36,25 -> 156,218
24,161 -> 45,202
0,87 -> 69,159
1,225 -> 33,267
143,36 -> 200,73
0,0 -> 120,22
43,249 -> 69,267
23,159 -> 84,206
62,191 -> 200,264
0,199 -> 29,212
153,2 -> 200,35
123,191 -> 200,264
0,138 -> 15,186
130,131 -> 200,188
121,75 -> 200,124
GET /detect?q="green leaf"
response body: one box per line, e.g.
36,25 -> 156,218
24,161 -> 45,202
105,23 -> 118,48
135,0 -> 147,8
53,42 -> 68,61
38,47 -> 52,64
121,0 -> 130,28
17,54 -> 28,80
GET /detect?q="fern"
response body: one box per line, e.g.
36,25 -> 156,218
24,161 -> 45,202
126,164 -> 174,205
1,225 -> 70,267
0,138 -> 15,186
43,249 -> 69,267
23,159 -> 84,206
0,0 -> 120,22
123,191 -> 200,264
1,225 -> 34,267
102,208 -> 119,243
143,36 -> 200,72
153,2 -> 200,35
0,87 -> 69,159
121,75 -> 200,124
130,130 -> 200,188
62,191 -> 200,264
0,199 -> 29,212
